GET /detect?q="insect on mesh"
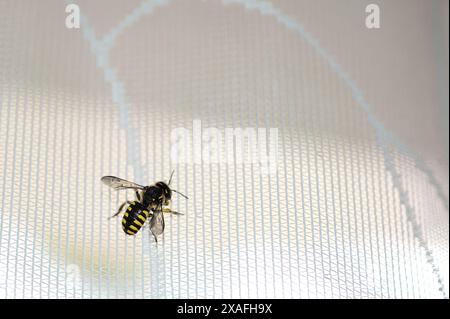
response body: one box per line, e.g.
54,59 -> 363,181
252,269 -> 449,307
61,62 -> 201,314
0,0 -> 448,298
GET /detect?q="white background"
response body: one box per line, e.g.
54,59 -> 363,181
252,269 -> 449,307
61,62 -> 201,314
0,0 -> 448,298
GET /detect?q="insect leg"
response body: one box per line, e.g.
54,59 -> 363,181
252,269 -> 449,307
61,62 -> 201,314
135,190 -> 141,202
162,207 -> 184,215
108,200 -> 132,219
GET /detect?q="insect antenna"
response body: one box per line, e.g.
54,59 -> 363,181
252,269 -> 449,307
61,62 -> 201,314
168,170 -> 175,185
168,170 -> 188,199
172,189 -> 188,200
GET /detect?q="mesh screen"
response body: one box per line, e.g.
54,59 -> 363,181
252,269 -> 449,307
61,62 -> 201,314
0,0 -> 448,298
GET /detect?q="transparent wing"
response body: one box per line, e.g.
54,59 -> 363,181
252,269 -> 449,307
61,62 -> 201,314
101,176 -> 145,190
150,210 -> 165,238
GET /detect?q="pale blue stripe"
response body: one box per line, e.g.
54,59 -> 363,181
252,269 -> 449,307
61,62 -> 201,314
223,0 -> 447,298
53,0 -> 449,298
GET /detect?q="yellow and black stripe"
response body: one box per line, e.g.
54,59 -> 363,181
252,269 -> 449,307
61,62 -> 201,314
121,201 -> 151,236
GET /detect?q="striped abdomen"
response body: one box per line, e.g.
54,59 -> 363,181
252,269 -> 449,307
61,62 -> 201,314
121,201 -> 151,235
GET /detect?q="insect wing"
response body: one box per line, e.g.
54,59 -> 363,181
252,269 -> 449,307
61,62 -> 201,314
150,210 -> 165,237
101,176 -> 145,190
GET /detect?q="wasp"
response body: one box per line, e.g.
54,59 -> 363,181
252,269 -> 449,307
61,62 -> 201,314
101,171 -> 188,241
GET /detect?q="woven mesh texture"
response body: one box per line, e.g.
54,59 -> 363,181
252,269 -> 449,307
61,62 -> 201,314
0,0 -> 448,298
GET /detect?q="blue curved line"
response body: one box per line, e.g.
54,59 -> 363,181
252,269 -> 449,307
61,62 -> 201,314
79,15 -> 147,184
68,0 -> 171,186
68,0 -> 447,297
101,0 -> 169,50
222,0 -> 447,297
71,0 -> 171,298
223,0 -> 448,209
378,133 -> 448,298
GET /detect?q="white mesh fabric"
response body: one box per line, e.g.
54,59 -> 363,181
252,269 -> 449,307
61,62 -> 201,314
0,0 -> 448,298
